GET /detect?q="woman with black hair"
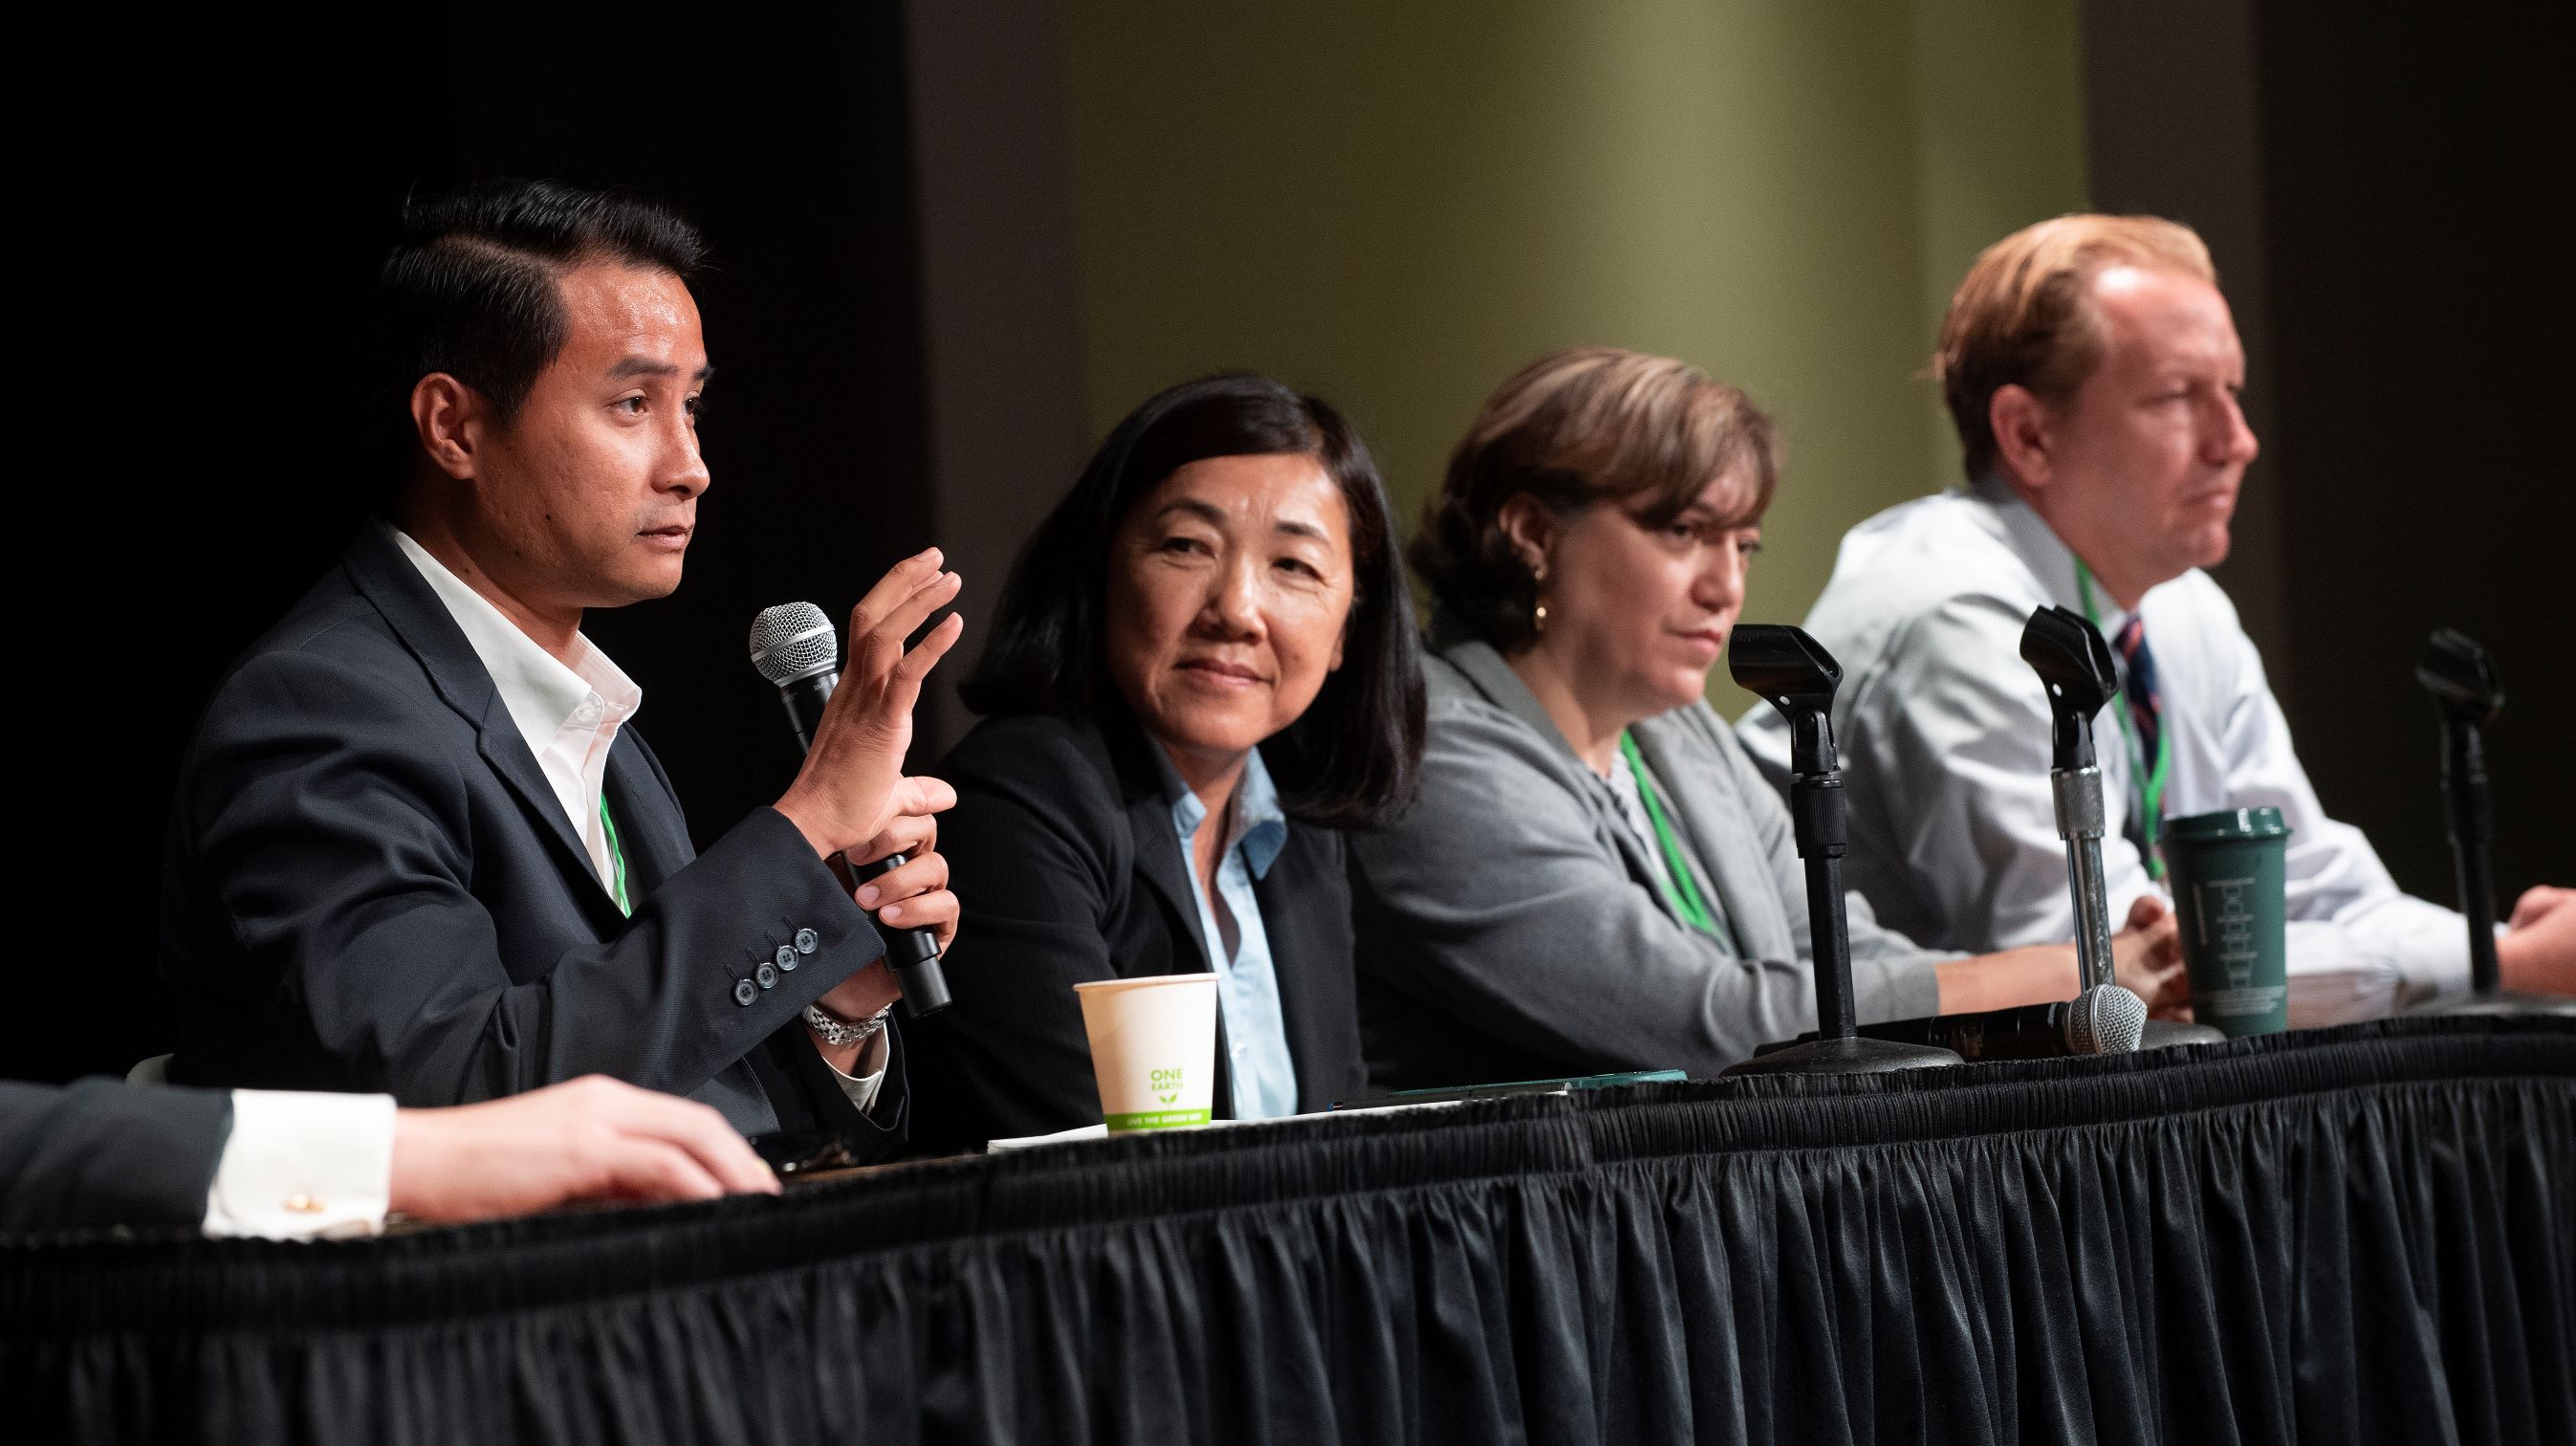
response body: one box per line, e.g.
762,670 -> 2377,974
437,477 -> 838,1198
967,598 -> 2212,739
908,375 -> 1424,1149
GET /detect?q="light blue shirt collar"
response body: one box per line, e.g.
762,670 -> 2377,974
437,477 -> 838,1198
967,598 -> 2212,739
1152,744 -> 1298,1120
1155,746 -> 1288,881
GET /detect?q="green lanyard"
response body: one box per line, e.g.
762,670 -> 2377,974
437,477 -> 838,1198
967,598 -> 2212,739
2075,559 -> 2170,880
1619,732 -> 1720,936
598,794 -> 632,916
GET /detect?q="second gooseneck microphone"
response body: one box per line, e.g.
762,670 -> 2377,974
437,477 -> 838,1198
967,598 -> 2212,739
750,602 -> 953,1018
2019,604 -> 2164,1049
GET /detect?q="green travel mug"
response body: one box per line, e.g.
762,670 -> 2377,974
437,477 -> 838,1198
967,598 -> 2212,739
2160,807 -> 2294,1037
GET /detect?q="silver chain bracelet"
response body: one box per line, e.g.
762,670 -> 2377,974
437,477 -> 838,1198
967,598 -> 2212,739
802,999 -> 895,1046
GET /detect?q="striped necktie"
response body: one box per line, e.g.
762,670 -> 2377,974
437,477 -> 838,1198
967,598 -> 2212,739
2112,616 -> 2164,856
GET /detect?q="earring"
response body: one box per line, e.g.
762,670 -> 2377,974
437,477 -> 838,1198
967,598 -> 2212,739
1534,600 -> 1549,635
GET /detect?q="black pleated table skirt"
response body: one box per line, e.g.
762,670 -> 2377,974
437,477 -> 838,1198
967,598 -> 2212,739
8,1016 -> 2571,1446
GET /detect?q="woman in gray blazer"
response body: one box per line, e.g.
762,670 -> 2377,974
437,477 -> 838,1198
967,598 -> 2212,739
1348,347 -> 2185,1087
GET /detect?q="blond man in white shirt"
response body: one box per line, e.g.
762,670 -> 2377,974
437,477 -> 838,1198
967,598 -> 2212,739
1743,215 -> 2571,1020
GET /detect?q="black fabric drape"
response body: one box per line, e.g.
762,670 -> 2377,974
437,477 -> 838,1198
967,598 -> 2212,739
6,1017 -> 2570,1445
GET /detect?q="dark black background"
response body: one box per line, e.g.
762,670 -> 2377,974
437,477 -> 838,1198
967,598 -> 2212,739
9,2 -> 2566,1083
2251,2 -> 2572,919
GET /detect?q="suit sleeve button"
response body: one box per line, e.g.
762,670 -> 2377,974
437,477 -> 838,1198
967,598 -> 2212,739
755,961 -> 780,990
794,928 -> 819,954
733,979 -> 759,1007
775,944 -> 799,971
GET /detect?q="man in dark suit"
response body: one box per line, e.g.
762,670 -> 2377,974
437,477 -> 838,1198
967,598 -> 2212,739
158,180 -> 964,1161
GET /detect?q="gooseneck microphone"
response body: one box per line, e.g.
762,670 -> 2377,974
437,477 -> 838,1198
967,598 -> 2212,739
1724,625 -> 1959,1076
2407,629 -> 2574,1018
2018,606 -> 2194,1048
749,602 -> 953,1018
2019,606 -> 2123,993
1778,986 -> 2149,1061
2422,627 -> 2504,995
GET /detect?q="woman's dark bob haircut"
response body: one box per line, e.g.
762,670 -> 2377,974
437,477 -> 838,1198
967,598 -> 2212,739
1412,346 -> 1781,654
961,374 -> 1425,829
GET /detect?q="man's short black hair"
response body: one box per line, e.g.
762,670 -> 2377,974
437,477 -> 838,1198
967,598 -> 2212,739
381,179 -> 707,463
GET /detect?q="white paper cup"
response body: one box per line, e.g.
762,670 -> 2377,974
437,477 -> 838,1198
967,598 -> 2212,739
1074,974 -> 1219,1131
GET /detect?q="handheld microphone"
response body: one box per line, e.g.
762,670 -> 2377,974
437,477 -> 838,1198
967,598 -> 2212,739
749,602 -> 953,1017
1867,986 -> 2147,1060
1771,984 -> 2150,1061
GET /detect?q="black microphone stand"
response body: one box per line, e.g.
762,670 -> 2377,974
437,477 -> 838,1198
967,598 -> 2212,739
2406,629 -> 2574,1018
2020,606 -> 2216,1049
1724,626 -> 1960,1076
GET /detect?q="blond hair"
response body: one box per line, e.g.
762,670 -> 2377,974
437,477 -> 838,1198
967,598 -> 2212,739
1934,214 -> 2216,480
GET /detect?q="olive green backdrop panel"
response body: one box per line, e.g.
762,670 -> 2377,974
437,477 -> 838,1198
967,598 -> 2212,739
1063,0 -> 2085,717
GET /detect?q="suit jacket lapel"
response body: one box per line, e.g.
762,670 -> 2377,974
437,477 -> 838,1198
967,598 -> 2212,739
1634,711 -> 1795,959
1251,829 -> 1347,1110
1439,638 -> 1685,921
339,524 -> 617,913
605,734 -> 692,894
1097,720 -> 1212,971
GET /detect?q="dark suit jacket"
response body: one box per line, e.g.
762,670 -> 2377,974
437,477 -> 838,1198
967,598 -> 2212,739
907,712 -> 1367,1149
0,1080 -> 233,1236
157,525 -> 904,1155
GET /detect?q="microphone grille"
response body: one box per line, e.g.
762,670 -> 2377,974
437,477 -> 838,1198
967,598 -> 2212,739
2067,985 -> 2148,1055
749,602 -> 839,687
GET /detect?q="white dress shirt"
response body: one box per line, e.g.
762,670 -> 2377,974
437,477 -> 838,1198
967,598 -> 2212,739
202,1089 -> 396,1239
1738,480 -> 2472,1023
391,524 -> 886,1111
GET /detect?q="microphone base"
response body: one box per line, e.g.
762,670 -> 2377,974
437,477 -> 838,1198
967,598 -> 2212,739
2140,1019 -> 2229,1049
2404,990 -> 2576,1019
1724,1035 -> 1961,1077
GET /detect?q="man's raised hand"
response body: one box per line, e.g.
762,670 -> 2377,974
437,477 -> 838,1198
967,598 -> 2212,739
775,549 -> 964,860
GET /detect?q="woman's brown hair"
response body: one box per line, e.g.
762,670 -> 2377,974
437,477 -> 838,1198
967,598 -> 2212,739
1411,346 -> 1780,653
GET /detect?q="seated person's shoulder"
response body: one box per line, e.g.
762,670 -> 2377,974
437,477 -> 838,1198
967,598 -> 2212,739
1813,492 -> 2042,634
942,711 -> 1109,783
1419,656 -> 1565,762
195,582 -> 467,752
938,712 -> 1128,835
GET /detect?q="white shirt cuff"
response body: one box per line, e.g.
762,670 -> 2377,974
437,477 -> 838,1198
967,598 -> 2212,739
822,1032 -> 891,1117
203,1090 -> 397,1240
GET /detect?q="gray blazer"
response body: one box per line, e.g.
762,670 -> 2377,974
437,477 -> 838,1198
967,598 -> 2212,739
1347,638 -> 1952,1087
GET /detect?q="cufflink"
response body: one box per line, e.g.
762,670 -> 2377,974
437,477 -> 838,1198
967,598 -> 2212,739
285,1194 -> 325,1214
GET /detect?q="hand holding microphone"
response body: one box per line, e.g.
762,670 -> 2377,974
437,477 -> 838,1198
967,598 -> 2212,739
771,549 -> 964,858
760,549 -> 966,1021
